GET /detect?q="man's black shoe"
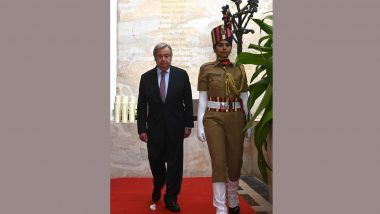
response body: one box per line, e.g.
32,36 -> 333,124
152,187 -> 161,202
165,201 -> 181,212
229,206 -> 240,214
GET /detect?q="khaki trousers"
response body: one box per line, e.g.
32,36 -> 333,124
203,110 -> 246,182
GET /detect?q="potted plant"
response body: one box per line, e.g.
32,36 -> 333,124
235,13 -> 273,184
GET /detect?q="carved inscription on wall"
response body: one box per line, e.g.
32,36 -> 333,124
117,0 -> 272,99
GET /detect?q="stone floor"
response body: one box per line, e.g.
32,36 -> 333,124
239,176 -> 272,214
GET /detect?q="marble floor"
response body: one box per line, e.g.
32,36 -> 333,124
239,176 -> 272,214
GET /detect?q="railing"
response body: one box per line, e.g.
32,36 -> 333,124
112,95 -> 137,123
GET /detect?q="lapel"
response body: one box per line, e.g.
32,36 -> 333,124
148,67 -> 163,103
149,66 -> 177,104
166,66 -> 176,102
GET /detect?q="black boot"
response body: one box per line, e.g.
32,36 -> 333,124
229,206 -> 240,214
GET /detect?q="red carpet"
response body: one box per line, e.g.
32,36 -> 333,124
111,177 -> 256,214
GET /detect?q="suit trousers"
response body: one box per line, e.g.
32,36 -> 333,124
147,125 -> 184,203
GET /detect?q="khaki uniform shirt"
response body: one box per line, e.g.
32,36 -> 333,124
197,59 -> 248,182
197,59 -> 248,98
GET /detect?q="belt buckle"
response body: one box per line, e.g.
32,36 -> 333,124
220,101 -> 228,110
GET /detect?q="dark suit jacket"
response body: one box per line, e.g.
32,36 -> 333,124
137,66 -> 194,143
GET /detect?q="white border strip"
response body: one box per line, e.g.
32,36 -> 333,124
110,0 -> 117,120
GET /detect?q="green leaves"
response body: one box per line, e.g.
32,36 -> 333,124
252,18 -> 272,35
251,82 -> 272,122
250,65 -> 266,83
254,116 -> 272,182
237,12 -> 273,184
248,44 -> 272,53
235,52 -> 271,66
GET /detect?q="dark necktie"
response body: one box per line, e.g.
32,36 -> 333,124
219,59 -> 231,66
160,71 -> 167,102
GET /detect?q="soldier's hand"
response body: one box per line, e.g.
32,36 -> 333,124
197,126 -> 206,142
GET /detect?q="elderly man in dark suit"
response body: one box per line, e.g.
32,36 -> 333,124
137,42 -> 194,212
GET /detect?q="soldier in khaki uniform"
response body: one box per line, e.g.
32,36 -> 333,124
197,24 -> 250,214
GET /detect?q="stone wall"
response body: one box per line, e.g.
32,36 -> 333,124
116,0 -> 273,99
110,122 -> 262,178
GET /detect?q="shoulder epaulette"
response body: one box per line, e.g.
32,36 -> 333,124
201,62 -> 215,67
238,64 -> 245,72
